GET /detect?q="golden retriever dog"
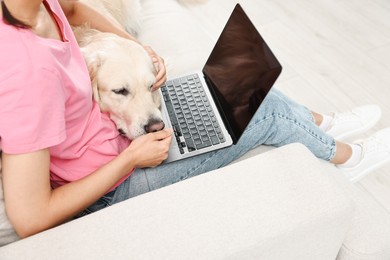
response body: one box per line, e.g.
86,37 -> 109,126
75,28 -> 164,139
75,0 -> 159,139
75,0 -> 206,139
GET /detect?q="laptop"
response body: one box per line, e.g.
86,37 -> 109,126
160,3 -> 282,163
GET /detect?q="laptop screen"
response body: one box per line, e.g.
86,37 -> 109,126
203,4 -> 282,143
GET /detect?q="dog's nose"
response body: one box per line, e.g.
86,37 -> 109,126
144,119 -> 165,133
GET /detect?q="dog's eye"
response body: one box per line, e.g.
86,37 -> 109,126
112,87 -> 129,96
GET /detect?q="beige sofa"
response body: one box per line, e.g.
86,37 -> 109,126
1,0 -> 390,259
1,144 -> 390,259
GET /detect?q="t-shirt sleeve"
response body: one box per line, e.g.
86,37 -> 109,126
0,66 -> 66,154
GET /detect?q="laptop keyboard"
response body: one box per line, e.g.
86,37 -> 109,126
161,74 -> 226,154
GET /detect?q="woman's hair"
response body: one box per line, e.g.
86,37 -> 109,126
1,1 -> 31,28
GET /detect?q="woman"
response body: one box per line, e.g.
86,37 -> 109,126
1,0 -> 389,238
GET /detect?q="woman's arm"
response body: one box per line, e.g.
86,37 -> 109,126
2,129 -> 172,238
59,0 -> 166,89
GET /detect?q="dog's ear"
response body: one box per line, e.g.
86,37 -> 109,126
81,47 -> 103,104
88,57 -> 102,104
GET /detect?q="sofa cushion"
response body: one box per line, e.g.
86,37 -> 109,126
318,162 -> 390,260
235,147 -> 390,260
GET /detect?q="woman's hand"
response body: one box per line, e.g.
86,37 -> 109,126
125,128 -> 173,168
143,46 -> 167,91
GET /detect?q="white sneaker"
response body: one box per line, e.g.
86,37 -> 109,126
338,127 -> 390,183
326,105 -> 382,140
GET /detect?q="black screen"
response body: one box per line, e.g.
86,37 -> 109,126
203,4 -> 282,143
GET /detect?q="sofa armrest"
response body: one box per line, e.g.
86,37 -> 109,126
0,144 -> 354,260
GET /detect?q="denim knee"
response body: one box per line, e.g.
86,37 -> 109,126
251,88 -> 336,161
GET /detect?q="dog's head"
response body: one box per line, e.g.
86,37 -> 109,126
78,30 -> 164,139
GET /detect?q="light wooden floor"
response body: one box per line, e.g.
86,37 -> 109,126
189,0 -> 390,211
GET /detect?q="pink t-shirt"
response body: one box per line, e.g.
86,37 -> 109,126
0,0 -> 132,189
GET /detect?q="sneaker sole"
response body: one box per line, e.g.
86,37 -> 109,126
348,156 -> 390,183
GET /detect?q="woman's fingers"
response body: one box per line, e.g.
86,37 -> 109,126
127,128 -> 173,168
143,45 -> 167,91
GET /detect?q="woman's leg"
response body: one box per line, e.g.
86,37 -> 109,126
110,88 -> 339,204
312,111 -> 324,126
311,112 -> 353,164
76,88 -> 389,217
332,141 -> 353,164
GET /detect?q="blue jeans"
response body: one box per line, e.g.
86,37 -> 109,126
75,88 -> 336,217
